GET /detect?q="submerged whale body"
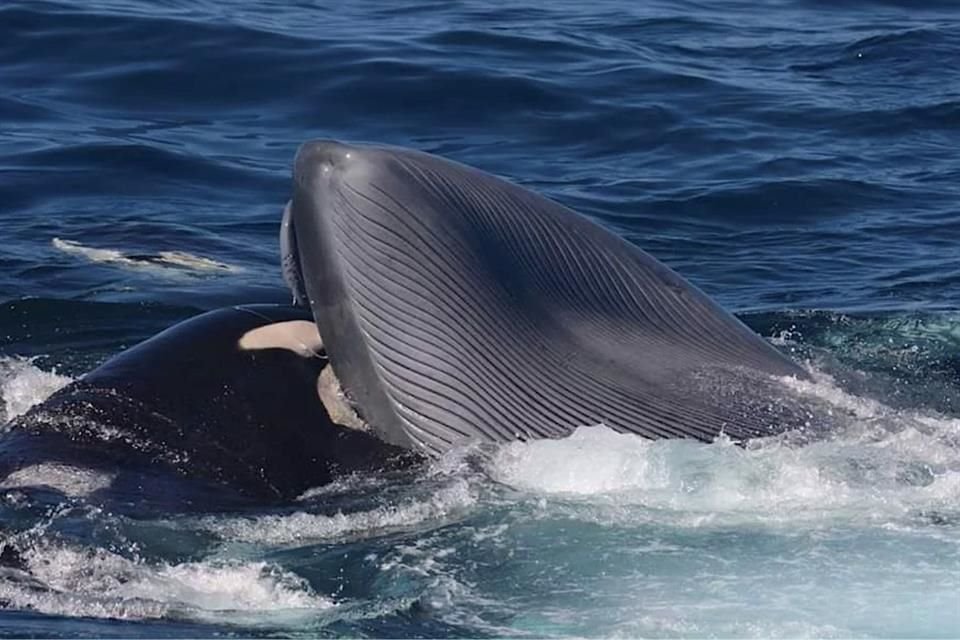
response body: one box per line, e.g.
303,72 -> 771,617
0,305 -> 409,507
286,140 -> 815,455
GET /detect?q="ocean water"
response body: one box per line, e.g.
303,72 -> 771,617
1,0 -> 959,637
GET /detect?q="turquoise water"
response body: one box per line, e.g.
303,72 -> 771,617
1,0 -> 959,636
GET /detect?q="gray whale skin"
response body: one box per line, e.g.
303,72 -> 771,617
285,140 -> 813,456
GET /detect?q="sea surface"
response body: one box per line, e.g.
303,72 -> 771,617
1,0 -> 959,637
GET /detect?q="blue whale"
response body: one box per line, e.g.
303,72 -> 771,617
284,141 -> 813,456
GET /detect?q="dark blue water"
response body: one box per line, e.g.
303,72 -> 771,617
1,0 -> 959,637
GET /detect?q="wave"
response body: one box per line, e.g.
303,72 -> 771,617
204,477 -> 477,546
0,540 -> 330,626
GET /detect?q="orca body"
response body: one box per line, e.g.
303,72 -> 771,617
0,305 -> 411,508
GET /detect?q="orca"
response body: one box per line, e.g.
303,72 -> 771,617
0,305 -> 412,508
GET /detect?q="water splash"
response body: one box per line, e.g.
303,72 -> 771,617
206,475 -> 478,546
0,540 -> 331,626
487,370 -> 960,530
0,357 -> 72,424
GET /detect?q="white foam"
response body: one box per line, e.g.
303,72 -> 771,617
486,373 -> 960,529
604,616 -> 850,639
0,464 -> 114,498
0,357 -> 72,424
491,425 -> 663,495
480,397 -> 960,637
0,542 -> 331,625
208,478 -> 477,545
53,237 -> 238,273
781,368 -> 960,433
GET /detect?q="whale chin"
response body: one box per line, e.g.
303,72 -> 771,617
287,140 -> 817,456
